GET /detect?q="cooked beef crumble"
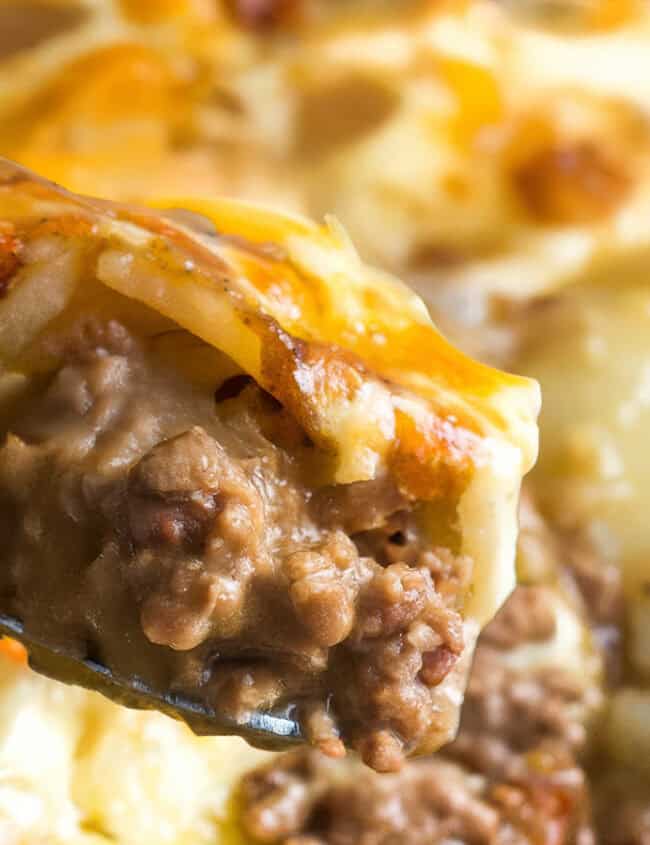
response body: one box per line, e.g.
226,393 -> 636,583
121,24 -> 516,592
240,744 -> 590,845
240,751 -> 503,845
0,317 -> 472,769
448,644 -> 589,782
239,495 -> 621,844
239,579 -> 598,843
479,584 -> 557,650
239,588 -> 597,845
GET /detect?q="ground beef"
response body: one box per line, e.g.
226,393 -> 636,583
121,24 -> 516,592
312,480 -> 409,538
480,585 -> 557,651
239,747 -> 590,845
237,584 -> 595,843
0,316 -> 472,769
448,645 -> 588,782
238,495 -> 615,845
128,425 -> 269,649
445,580 -> 593,783
283,533 -> 368,648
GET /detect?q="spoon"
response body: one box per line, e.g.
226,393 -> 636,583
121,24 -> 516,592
0,611 -> 303,751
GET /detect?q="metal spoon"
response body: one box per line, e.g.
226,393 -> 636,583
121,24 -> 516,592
0,611 -> 303,751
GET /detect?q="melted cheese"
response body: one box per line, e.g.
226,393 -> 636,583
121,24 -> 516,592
0,1 -> 648,312
0,3 -> 643,842
0,161 -> 538,759
0,160 -> 539,482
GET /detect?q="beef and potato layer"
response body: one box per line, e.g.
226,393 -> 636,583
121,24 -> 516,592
0,163 -> 538,769
0,316 -> 469,771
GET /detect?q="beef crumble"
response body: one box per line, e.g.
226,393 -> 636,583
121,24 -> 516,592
239,744 -> 590,845
446,492 -> 616,788
479,584 -> 556,650
239,495 -> 619,844
241,751 -> 502,845
447,640 -> 589,782
0,317 -> 472,770
239,582 -> 599,844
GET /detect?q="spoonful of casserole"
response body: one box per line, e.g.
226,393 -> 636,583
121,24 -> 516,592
0,159 -> 539,770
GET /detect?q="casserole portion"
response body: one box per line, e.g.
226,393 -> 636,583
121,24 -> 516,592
0,160 -> 538,769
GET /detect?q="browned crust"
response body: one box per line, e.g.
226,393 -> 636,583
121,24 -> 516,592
0,157 -> 540,525
1,164 -> 488,505
224,0 -> 303,31
513,141 -> 631,225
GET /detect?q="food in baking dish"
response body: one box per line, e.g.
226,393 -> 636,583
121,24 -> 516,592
0,1 -> 648,843
0,160 -> 538,771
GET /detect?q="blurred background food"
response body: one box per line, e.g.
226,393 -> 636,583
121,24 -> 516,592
0,0 -> 649,843
5,0 -> 650,299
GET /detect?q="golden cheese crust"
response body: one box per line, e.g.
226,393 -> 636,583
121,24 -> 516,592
0,159 -> 538,491
0,159 -> 539,767
2,0 -> 650,313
